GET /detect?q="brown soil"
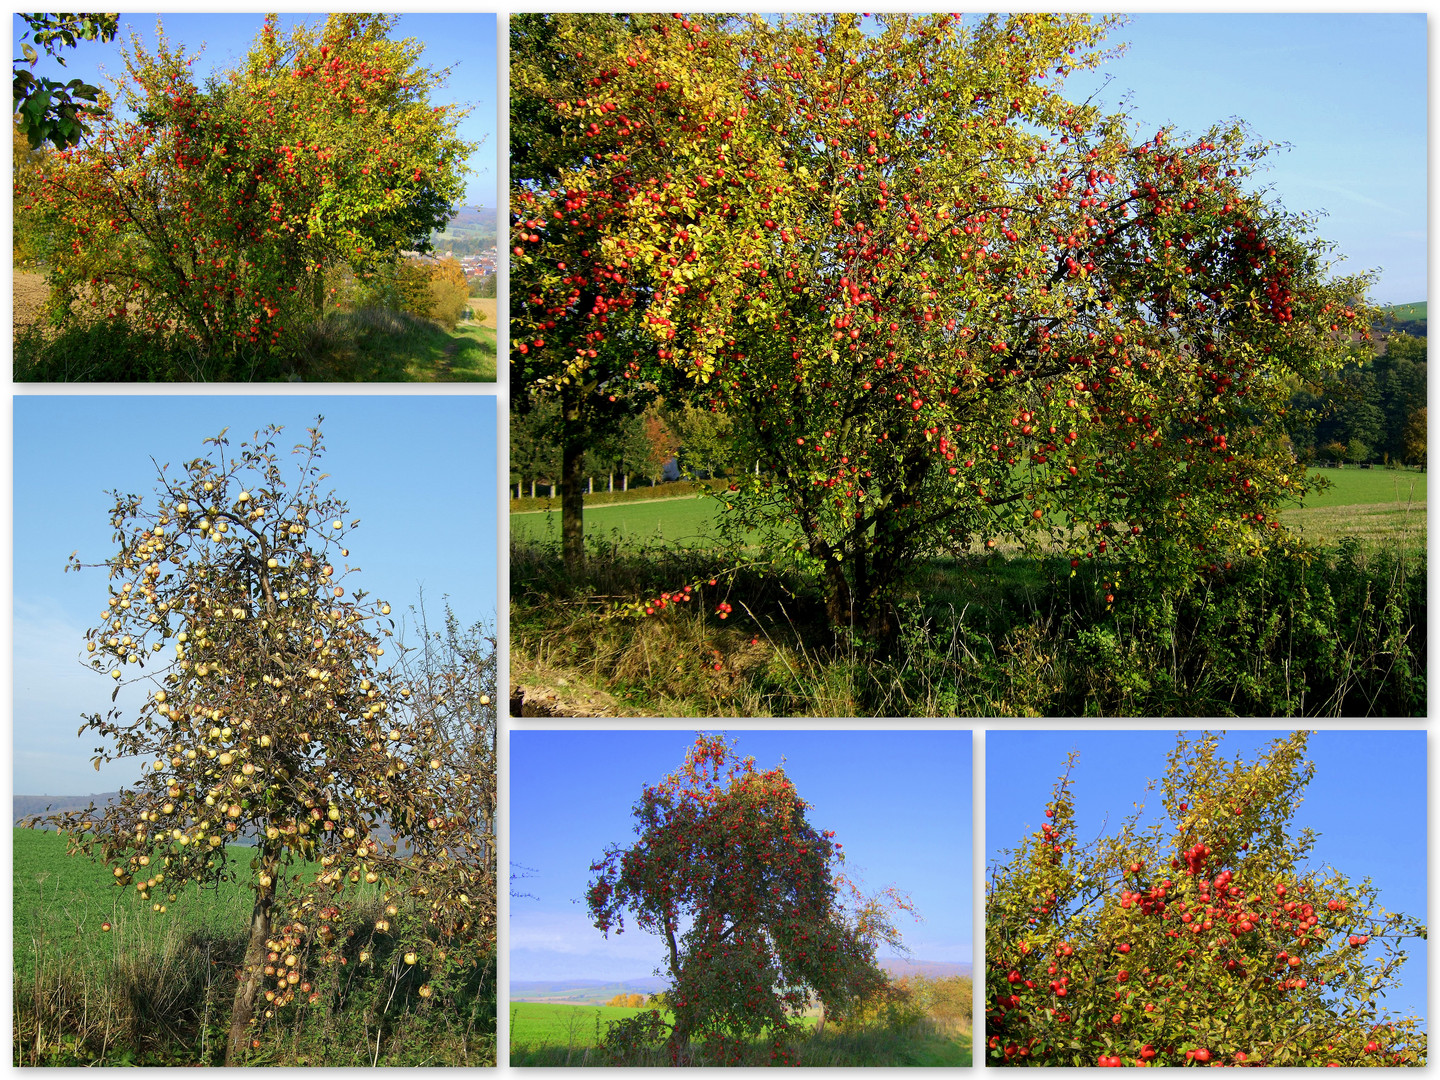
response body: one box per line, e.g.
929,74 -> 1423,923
14,271 -> 48,334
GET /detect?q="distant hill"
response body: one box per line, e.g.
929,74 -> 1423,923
879,956 -> 973,980
1378,301 -> 1426,342
432,205 -> 497,254
511,977 -> 669,1005
445,205 -> 497,232
14,792 -> 120,825
511,959 -> 971,1005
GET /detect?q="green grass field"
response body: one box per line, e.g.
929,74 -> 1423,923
1385,301 -> 1427,322
509,1000 -> 970,1067
13,828 -> 254,985
14,828 -> 496,1066
510,1001 -> 669,1056
1288,466 -> 1426,509
512,493 -> 730,546
510,466 -> 1427,548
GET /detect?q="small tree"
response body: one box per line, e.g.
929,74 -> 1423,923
1402,406 -> 1426,467
586,734 -> 913,1064
639,404 -> 680,485
985,732 -> 1426,1067
28,422 -> 492,1064
666,400 -> 738,480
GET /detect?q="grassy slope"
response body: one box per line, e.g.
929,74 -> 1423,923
1384,301 -> 1426,322
14,828 -> 497,1066
13,273 -> 496,382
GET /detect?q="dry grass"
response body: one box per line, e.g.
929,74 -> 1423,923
467,298 -> 497,327
1279,500 -> 1426,552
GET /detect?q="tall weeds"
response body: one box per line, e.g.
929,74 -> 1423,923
512,534 -> 1425,717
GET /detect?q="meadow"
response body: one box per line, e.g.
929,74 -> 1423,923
510,977 -> 972,1067
511,467 -> 1426,717
12,829 -> 495,1066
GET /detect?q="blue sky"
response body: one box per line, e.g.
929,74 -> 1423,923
12,395 -> 497,794
510,729 -> 973,984
987,730 -> 1428,1026
1063,13 -> 1426,305
12,12 -> 497,207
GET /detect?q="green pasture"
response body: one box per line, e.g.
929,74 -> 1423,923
512,493 -> 730,546
510,1001 -> 673,1052
510,465 -> 1427,550
1287,466 -> 1426,509
509,1000 -> 969,1067
13,828 -> 254,984
1385,301 -> 1427,322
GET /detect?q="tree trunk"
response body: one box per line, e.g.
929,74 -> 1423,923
226,848 -> 278,1065
530,480 -> 536,499
561,384 -> 587,571
821,543 -> 898,653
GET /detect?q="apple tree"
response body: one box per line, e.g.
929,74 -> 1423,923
586,733 -> 914,1064
28,422 -> 493,1065
17,13 -> 472,372
510,13 -> 1373,642
510,12 -> 683,568
985,732 -> 1427,1067
13,12 -> 119,149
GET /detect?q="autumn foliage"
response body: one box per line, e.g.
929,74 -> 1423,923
511,13 -> 1373,640
986,733 -> 1425,1067
15,13 -> 471,368
586,734 -> 913,1064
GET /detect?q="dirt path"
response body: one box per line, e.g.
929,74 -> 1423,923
14,271 -> 48,334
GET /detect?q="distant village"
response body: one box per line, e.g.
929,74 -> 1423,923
401,203 -> 499,288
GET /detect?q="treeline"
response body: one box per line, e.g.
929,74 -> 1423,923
606,993 -> 649,1008
511,398 -> 738,498
1287,332 -> 1427,466
338,256 -> 476,331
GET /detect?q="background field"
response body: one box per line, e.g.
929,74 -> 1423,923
509,995 -> 972,1067
511,466 -> 1427,551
